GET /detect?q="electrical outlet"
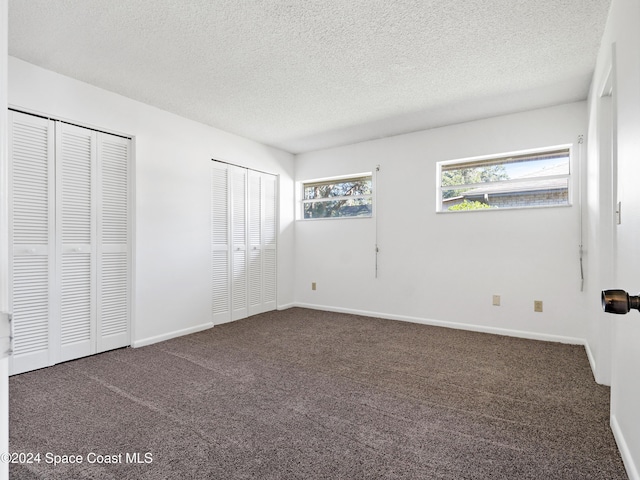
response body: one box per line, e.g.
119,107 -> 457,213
312,282 -> 316,291
492,295 -> 500,306
534,300 -> 543,313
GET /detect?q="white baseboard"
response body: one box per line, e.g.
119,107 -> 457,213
611,414 -> 640,480
136,303 -> 584,349
293,303 -> 585,345
584,340 -> 598,380
214,317 -> 236,326
132,321 -> 214,348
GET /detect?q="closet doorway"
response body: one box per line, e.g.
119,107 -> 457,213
211,160 -> 277,324
9,110 -> 132,375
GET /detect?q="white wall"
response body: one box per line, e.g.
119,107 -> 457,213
295,102 -> 587,342
8,57 -> 295,347
586,0 -> 640,478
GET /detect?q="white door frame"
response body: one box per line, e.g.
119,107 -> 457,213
1,2 -> 10,479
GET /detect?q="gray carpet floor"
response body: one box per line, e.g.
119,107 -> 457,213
9,308 -> 627,479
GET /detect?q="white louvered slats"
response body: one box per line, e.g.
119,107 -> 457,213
263,174 -> 277,247
249,172 -> 261,247
97,133 -> 130,351
211,163 -> 230,323
57,123 -> 96,362
99,135 -> 128,245
98,252 -> 128,350
12,256 -> 49,354
12,119 -> 50,245
211,164 -> 229,246
263,249 -> 277,305
60,128 -> 93,245
9,111 -> 55,375
232,252 -> 248,316
9,111 -> 131,375
60,252 -> 92,350
248,171 -> 262,315
262,173 -> 277,310
211,161 -> 277,323
212,250 -> 229,316
248,247 -> 262,313
232,167 -> 247,246
231,166 -> 248,320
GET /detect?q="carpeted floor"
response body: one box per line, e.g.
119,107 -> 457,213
9,308 -> 627,479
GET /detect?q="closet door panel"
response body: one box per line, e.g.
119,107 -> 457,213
262,173 -> 277,310
59,251 -> 92,360
9,112 -> 131,375
248,247 -> 262,315
211,162 -> 277,324
56,123 -> 96,362
9,112 -> 56,375
263,249 -> 277,307
97,133 -> 130,351
248,171 -> 263,315
211,162 -> 231,324
230,166 -> 248,321
231,252 -> 247,320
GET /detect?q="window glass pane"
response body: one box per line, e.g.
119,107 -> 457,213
442,152 -> 569,188
442,179 -> 569,211
441,164 -> 510,188
303,197 -> 372,219
438,148 -> 571,211
304,178 -> 372,200
505,155 -> 569,178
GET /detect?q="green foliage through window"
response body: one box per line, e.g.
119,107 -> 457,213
302,175 -> 372,219
441,165 -> 509,199
448,200 -> 494,211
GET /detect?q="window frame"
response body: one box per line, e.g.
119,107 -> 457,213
300,172 -> 374,220
436,145 -> 573,213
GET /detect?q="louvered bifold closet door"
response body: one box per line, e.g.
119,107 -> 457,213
262,173 -> 277,311
247,171 -> 263,316
211,162 -> 231,324
8,112 -> 56,375
56,122 -> 97,362
211,162 -> 277,324
230,166 -> 248,321
97,133 -> 130,352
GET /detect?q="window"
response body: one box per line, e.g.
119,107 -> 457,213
302,174 -> 373,219
437,147 -> 571,212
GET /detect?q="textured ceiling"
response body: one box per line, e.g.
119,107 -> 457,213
9,0 -> 611,153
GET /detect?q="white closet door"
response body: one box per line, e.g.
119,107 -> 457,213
97,133 -> 130,352
56,122 -> 97,362
211,162 -> 277,323
248,171 -> 277,315
262,173 -> 277,311
8,111 -> 56,375
9,112 -> 130,375
248,171 -> 263,316
211,162 -> 231,324
230,166 -> 248,321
